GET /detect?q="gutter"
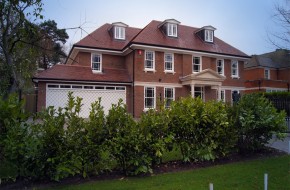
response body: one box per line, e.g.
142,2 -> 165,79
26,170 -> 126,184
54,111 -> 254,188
32,78 -> 133,86
66,42 -> 251,65
128,47 -> 135,117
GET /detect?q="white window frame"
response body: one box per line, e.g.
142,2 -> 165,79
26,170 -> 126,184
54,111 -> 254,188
164,87 -> 175,108
114,26 -> 125,40
192,56 -> 202,73
91,53 -> 102,73
264,69 -> 270,79
205,30 -> 213,42
217,59 -> 224,75
220,90 -> 225,102
144,86 -> 156,110
231,60 -> 239,78
167,23 -> 177,37
47,83 -> 126,91
164,53 -> 174,73
144,50 -> 155,71
194,86 -> 204,100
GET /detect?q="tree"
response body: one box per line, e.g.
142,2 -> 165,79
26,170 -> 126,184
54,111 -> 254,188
0,0 -> 43,96
268,0 -> 290,49
0,1 -> 69,96
37,20 -> 69,69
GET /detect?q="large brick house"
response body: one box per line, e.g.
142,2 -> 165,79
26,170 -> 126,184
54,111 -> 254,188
244,49 -> 290,93
33,19 -> 250,117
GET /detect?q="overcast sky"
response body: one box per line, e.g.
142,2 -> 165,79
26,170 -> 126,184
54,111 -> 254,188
42,0 -> 285,56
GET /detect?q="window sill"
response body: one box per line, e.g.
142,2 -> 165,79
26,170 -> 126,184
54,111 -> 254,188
231,76 -> 240,79
92,70 -> 102,74
164,70 -> 175,74
143,108 -> 155,112
144,69 -> 156,73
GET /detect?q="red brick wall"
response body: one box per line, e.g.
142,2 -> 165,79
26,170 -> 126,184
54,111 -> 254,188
222,60 -> 245,87
279,68 -> 290,81
202,57 -> 216,71
125,85 -> 133,115
182,54 -> 192,76
71,50 -> 250,117
134,86 -> 144,117
75,52 -> 125,70
125,51 -> 134,81
204,87 -> 216,101
270,69 -> 278,80
244,67 -> 290,82
244,68 -> 264,80
134,50 -> 182,83
37,82 -> 46,112
133,86 -> 190,118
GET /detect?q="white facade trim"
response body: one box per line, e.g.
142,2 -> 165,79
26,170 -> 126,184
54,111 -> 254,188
221,86 -> 246,91
46,83 -> 126,91
144,50 -> 155,71
67,44 -> 249,65
144,86 -> 156,111
75,46 -> 124,54
130,44 -> 250,60
192,55 -> 202,73
34,79 -> 132,85
245,87 -> 288,91
164,52 -> 174,72
134,81 -> 183,88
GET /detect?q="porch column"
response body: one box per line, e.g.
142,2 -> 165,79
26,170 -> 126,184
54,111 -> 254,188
217,85 -> 221,101
191,84 -> 195,97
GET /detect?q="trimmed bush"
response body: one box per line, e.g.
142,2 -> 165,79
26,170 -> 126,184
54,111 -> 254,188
0,94 -> 37,182
1,92 -> 287,183
138,108 -> 174,165
169,96 -> 236,162
105,100 -> 152,175
233,93 -> 287,152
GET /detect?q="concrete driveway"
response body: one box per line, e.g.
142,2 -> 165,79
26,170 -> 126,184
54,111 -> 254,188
267,134 -> 290,154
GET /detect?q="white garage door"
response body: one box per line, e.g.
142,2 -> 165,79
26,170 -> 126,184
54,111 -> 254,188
46,84 -> 126,117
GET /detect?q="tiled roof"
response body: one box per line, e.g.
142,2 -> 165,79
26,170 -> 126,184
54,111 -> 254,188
246,49 -> 290,68
75,23 -> 141,50
132,20 -> 249,57
73,20 -> 249,58
34,64 -> 131,83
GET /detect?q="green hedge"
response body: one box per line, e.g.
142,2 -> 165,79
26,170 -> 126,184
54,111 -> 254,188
231,93 -> 287,153
0,93 -> 287,183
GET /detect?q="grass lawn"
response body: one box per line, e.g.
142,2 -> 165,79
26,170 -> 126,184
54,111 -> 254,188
42,155 -> 290,190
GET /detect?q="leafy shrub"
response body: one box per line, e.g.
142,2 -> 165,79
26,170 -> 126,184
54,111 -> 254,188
81,98 -> 113,177
169,97 -> 236,162
105,100 -> 152,175
31,106 -> 67,181
233,93 -> 287,152
0,94 -> 35,182
138,108 -> 174,165
169,97 -> 205,162
200,100 -> 237,159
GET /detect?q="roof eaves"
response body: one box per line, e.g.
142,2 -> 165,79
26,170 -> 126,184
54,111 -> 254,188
32,78 -> 132,84
74,44 -> 123,52
130,42 -> 251,59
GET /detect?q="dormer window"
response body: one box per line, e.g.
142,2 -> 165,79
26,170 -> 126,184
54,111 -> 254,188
158,19 -> 180,38
205,30 -> 213,42
195,25 -> 216,43
167,23 -> 177,37
115,26 -> 125,40
111,22 -> 128,40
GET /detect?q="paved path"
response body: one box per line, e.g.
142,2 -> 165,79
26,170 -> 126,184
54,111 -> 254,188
267,134 -> 290,154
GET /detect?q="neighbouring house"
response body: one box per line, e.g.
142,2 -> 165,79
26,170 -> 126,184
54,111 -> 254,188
33,19 -> 250,118
244,49 -> 290,93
